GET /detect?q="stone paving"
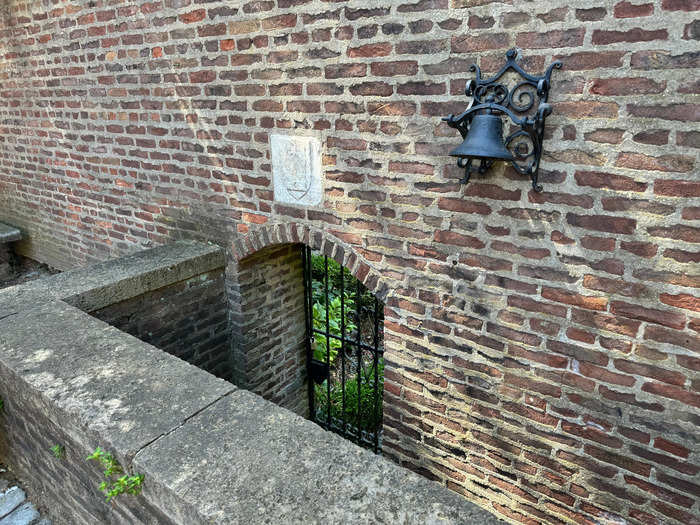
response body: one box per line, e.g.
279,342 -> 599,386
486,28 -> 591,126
0,468 -> 50,525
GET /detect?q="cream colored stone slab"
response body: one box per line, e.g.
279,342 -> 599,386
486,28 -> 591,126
271,134 -> 322,206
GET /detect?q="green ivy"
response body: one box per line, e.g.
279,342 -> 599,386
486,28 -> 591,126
86,447 -> 144,502
50,444 -> 64,459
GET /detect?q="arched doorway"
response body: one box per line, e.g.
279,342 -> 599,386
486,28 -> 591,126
231,225 -> 388,453
302,246 -> 385,453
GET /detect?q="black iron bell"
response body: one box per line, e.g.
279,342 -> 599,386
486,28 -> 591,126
449,113 -> 513,161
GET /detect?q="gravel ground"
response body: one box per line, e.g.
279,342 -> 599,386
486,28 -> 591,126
0,256 -> 58,290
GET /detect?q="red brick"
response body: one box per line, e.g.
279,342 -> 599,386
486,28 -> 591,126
611,301 -> 686,329
654,179 -> 700,197
627,103 -> 700,122
614,1 -> 654,17
621,241 -> 658,258
566,213 -> 636,235
325,63 -> 366,79
625,475 -> 694,507
583,275 -> 645,297
662,0 -> 700,10
613,359 -> 685,386
464,184 -> 520,201
642,382 -> 700,408
180,9 -> 205,23
370,61 -> 418,76
434,230 -> 485,249
437,198 -> 491,215
261,14 -> 297,30
504,373 -> 562,398
572,309 -> 641,338
348,42 -> 392,58
590,77 -> 665,95
554,51 -> 625,70
593,27 -> 668,44
509,295 -> 568,318
653,438 -> 690,459
451,33 -> 510,52
574,170 -> 647,192
542,287 -> 608,311
517,28 -> 585,48
555,101 -> 619,119
584,445 -> 651,476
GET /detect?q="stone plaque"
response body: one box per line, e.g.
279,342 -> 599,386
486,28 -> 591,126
271,134 -> 322,206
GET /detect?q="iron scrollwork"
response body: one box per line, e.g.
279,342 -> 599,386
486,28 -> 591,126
442,48 -> 561,192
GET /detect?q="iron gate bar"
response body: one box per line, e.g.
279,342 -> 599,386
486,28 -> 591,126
309,330 -> 385,354
373,295 -> 380,453
324,254 -> 331,427
302,246 -> 315,419
355,277 -> 362,442
340,259 -> 347,435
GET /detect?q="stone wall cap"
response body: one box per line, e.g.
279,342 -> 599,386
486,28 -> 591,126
134,389 -> 503,524
0,222 -> 21,243
0,301 -> 235,464
0,241 -> 225,314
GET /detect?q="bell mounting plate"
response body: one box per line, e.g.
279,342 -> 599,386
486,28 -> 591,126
442,48 -> 561,192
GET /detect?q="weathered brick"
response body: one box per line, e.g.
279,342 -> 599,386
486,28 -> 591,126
566,213 -> 636,235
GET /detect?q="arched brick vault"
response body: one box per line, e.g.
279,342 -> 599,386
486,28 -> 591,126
229,221 -> 400,421
233,222 -> 395,304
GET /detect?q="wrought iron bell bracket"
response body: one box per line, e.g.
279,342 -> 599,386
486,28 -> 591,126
442,49 -> 561,192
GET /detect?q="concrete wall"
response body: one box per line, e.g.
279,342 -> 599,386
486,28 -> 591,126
0,1 -> 698,524
0,242 -> 499,525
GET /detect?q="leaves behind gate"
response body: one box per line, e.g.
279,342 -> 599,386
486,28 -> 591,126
314,358 -> 384,435
311,294 -> 356,364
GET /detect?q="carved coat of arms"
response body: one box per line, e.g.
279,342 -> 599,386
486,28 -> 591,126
271,134 -> 322,206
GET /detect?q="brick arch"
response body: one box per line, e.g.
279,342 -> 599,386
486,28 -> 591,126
233,222 -> 391,302
230,221 -> 396,431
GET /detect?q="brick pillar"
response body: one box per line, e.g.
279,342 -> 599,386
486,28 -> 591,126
230,244 -> 308,417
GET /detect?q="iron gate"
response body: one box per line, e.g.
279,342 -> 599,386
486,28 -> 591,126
301,246 -> 384,452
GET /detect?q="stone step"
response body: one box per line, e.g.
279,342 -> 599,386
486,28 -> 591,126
0,223 -> 21,244
0,502 -> 39,525
0,487 -> 25,519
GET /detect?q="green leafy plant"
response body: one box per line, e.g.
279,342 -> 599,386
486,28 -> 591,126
86,447 -> 144,502
50,444 -> 64,459
0,397 -> 3,411
311,254 -> 376,314
312,294 -> 356,364
315,359 -> 384,433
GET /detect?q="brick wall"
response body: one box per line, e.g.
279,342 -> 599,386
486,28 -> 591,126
0,370 -> 177,525
91,268 -> 231,380
0,1 -> 698,524
230,244 -> 308,415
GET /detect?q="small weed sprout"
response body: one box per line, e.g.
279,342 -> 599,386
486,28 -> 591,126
0,397 -> 4,411
50,444 -> 64,459
86,447 -> 144,502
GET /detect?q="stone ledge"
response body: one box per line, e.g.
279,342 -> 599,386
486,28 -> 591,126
0,223 -> 21,244
0,301 -> 234,465
0,241 -> 225,315
135,388 -> 501,525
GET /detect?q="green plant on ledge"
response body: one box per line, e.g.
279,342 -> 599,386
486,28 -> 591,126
50,444 -> 64,459
86,447 -> 144,502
